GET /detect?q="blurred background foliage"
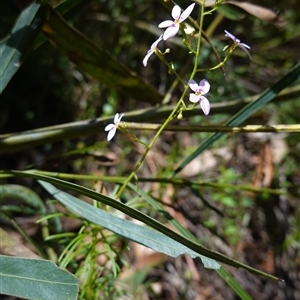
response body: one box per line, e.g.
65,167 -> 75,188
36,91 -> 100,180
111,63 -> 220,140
0,0 -> 299,299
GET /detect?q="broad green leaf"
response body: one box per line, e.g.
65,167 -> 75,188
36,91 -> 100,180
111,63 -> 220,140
174,62 -> 300,174
0,3 -> 46,94
5,170 -> 282,280
39,180 -> 220,269
0,255 -> 79,300
41,6 -> 162,104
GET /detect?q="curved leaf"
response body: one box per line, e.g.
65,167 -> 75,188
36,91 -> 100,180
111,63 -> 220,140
39,180 -> 220,269
5,170 -> 282,280
0,184 -> 45,213
0,255 -> 79,300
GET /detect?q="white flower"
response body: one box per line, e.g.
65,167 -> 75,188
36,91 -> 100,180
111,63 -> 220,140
224,30 -> 251,59
158,3 -> 195,40
104,113 -> 124,141
188,79 -> 211,115
143,35 -> 163,67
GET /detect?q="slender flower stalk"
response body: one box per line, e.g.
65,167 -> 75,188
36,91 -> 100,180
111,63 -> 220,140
158,3 -> 195,40
104,113 -> 124,141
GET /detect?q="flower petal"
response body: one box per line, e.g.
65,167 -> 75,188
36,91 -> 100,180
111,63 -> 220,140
200,97 -> 210,115
240,42 -> 250,49
171,5 -> 181,20
143,51 -> 153,67
151,35 -> 163,49
189,93 -> 200,103
199,79 -> 210,95
239,44 -> 252,60
158,20 -> 174,28
107,128 -> 116,141
114,113 -> 120,123
224,30 -> 236,41
179,3 -> 195,23
115,113 -> 124,125
105,124 -> 114,131
188,79 -> 199,92
163,25 -> 179,40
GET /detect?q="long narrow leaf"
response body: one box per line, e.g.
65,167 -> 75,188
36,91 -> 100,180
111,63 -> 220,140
128,183 -> 253,300
39,180 -> 220,269
217,267 -> 253,300
174,62 -> 300,174
5,170 -> 282,280
0,3 -> 46,94
41,5 -> 162,104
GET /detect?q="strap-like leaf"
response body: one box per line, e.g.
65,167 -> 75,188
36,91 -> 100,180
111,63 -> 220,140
39,180 -> 220,269
42,6 -> 162,104
0,3 -> 46,94
5,170 -> 282,280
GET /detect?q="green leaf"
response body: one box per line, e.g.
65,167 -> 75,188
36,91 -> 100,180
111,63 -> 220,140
34,0 -> 94,48
54,0 -> 94,18
41,6 -> 162,104
6,170 -> 282,280
0,3 -> 46,94
128,183 -> 253,299
5,171 -> 279,280
217,267 -> 253,300
218,4 -> 245,21
0,255 -> 79,300
39,180 -> 220,269
174,62 -> 300,175
0,184 -> 45,213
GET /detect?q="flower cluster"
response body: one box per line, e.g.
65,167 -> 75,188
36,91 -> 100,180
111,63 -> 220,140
105,5 -> 253,140
143,3 -> 195,66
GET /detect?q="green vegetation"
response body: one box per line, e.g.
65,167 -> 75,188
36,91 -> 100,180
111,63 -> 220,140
1,0 -> 299,299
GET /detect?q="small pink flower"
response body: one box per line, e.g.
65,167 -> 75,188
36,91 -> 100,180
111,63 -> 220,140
224,30 -> 251,59
104,113 -> 124,141
143,35 -> 163,67
188,79 -> 211,115
158,3 -> 195,40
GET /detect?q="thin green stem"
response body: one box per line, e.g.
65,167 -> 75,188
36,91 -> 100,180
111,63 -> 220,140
115,12 -> 210,197
197,50 -> 232,72
122,123 -> 300,133
190,0 -> 206,80
1,169 -> 287,196
116,99 -> 184,197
